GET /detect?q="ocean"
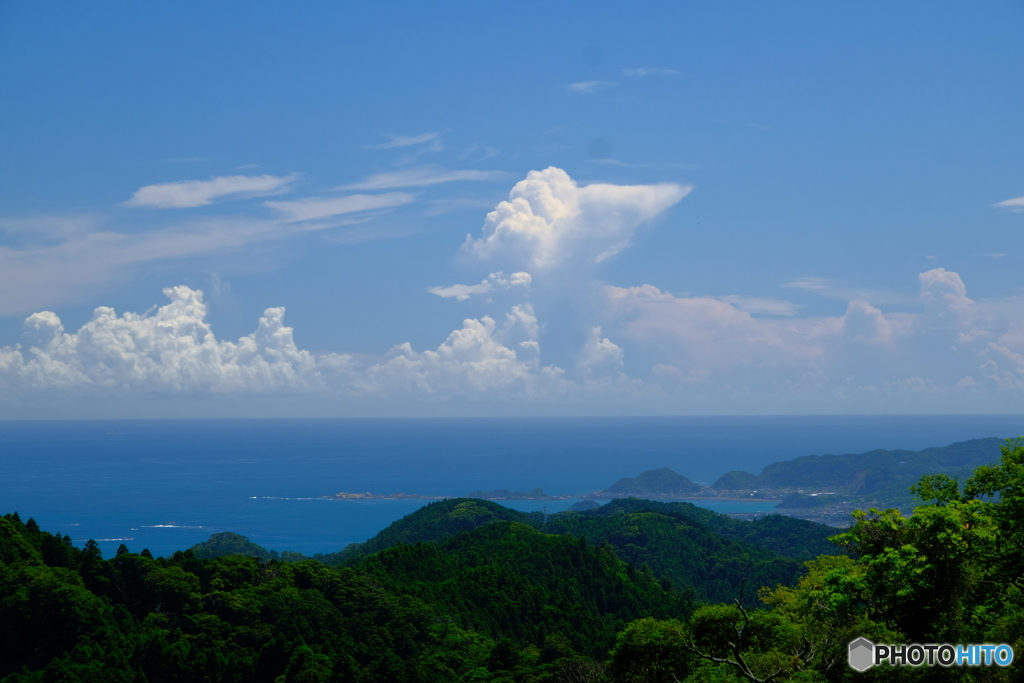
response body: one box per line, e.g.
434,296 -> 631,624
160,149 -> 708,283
2,415 -> 1022,558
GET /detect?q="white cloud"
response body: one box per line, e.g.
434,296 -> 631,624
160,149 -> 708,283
366,132 -> 441,149
842,300 -> 896,346
13,265 -> 1024,411
265,192 -> 414,222
429,282 -> 493,301
341,166 -> 506,190
578,327 -> 624,379
600,268 -> 1024,406
993,195 -> 1024,212
919,267 -> 973,318
621,68 -> 682,77
358,303 -> 564,396
607,284 -> 836,373
0,286 -> 353,392
567,81 -> 616,94
0,291 -> 594,401
428,271 -> 532,301
605,283 -> 915,380
125,174 -> 297,208
464,167 -> 690,270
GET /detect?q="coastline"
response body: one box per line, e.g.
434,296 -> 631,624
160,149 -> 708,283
323,491 -> 782,504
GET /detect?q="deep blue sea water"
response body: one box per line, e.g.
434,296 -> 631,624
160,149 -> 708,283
2,416 -> 1022,558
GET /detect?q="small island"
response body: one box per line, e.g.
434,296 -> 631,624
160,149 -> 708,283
326,491 -> 448,500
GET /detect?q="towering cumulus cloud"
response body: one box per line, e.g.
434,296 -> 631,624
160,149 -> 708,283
0,286 -> 352,392
464,167 -> 690,269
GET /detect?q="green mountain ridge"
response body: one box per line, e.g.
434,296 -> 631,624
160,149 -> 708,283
304,496 -> 841,606
711,437 -> 1004,493
179,496 -> 840,607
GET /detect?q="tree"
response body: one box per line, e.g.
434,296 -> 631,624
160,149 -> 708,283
684,581 -> 812,683
607,617 -> 692,683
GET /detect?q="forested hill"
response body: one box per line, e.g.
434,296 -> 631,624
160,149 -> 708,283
544,499 -> 840,605
190,531 -> 308,562
307,497 -> 840,606
712,437 -> 1005,494
313,498 -> 541,565
557,498 -> 841,561
606,467 -> 701,495
357,521 -> 691,658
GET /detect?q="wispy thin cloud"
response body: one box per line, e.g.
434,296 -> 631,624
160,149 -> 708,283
567,81 -> 616,94
340,166 -> 507,191
994,195 -> 1024,212
423,198 -> 497,217
588,158 -> 700,170
780,277 -> 918,306
366,132 -> 441,149
621,68 -> 682,77
126,174 -> 298,209
265,193 -> 414,222
0,218 -> 281,315
392,139 -> 445,166
781,277 -> 831,291
460,143 -> 500,161
322,224 -> 420,245
0,200 -> 421,315
716,295 -> 802,316
0,214 -> 106,241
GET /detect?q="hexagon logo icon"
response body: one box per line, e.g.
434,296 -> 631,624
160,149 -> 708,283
848,637 -> 875,672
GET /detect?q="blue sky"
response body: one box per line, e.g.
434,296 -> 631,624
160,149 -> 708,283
1,1 -> 1023,417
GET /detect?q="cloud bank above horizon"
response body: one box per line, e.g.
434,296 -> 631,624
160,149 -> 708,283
4,262 -> 1023,412
3,164 -> 1024,415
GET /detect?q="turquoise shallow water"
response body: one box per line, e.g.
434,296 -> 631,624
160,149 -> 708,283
1,416 -> 1020,558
